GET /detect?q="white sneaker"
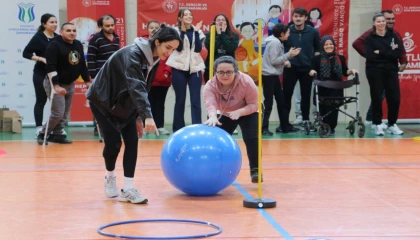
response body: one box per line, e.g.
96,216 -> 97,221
104,176 -> 119,198
293,115 -> 303,125
365,121 -> 372,126
35,126 -> 42,138
386,124 -> 404,135
375,125 -> 385,136
371,122 -> 387,130
118,188 -> 148,204
61,129 -> 67,135
233,129 -> 238,134
157,127 -> 170,135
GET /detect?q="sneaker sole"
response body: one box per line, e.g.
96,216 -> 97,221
118,197 -> 148,204
105,192 -> 119,198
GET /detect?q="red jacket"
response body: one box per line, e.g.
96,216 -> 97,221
143,34 -> 172,87
352,29 -> 407,65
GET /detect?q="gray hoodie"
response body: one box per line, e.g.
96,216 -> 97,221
262,35 -> 291,76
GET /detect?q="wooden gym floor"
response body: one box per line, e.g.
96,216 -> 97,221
1,124 -> 420,240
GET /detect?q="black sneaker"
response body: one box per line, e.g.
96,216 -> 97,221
250,168 -> 263,183
48,134 -> 73,144
262,129 -> 273,136
37,132 -> 48,145
281,126 -> 300,133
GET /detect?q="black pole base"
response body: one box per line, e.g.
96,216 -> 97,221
243,198 -> 276,208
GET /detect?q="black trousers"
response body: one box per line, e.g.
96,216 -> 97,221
317,87 -> 343,131
90,104 -> 139,178
262,75 -> 290,131
148,86 -> 170,128
366,69 -> 400,126
33,72 -> 48,127
218,112 -> 258,169
283,67 -> 313,121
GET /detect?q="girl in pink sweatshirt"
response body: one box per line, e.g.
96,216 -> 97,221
203,56 -> 260,183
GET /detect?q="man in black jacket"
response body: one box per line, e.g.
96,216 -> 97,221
37,23 -> 90,145
283,8 -> 320,131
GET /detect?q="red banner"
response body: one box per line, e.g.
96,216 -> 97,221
137,0 -> 349,81
67,0 -> 126,121
382,0 -> 420,120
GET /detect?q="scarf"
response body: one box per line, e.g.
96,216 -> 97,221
319,35 -> 342,80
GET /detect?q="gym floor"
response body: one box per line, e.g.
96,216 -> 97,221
1,123 -> 420,239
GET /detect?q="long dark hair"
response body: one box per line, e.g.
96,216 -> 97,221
213,14 -> 235,39
177,8 -> 192,31
149,24 -> 182,51
37,13 -> 55,32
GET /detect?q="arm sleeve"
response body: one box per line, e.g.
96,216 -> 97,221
395,31 -> 408,65
364,36 -> 378,61
87,35 -> 98,78
45,43 -> 60,84
241,79 -> 259,115
176,32 -> 185,52
193,31 -> 202,53
340,55 -> 349,77
379,35 -> 403,59
352,33 -> 367,57
124,62 -> 153,119
203,83 -> 218,118
313,29 -> 321,53
79,42 -> 90,82
269,44 -> 291,65
220,32 -> 239,55
22,34 -> 40,59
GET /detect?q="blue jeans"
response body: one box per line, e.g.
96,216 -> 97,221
171,68 -> 202,132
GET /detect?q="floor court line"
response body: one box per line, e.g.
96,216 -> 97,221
232,181 -> 294,240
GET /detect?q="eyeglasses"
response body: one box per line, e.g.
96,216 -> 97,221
216,70 -> 234,76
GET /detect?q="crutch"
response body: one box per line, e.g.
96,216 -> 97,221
43,75 -> 55,146
95,119 -> 103,143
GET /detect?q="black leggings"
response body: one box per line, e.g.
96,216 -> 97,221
33,73 -> 48,127
90,104 -> 139,178
218,112 -> 258,169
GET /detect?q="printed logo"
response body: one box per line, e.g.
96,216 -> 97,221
17,2 -> 35,23
82,0 -> 92,7
393,4 -> 403,15
162,0 -> 177,13
403,32 -> 417,52
68,51 -> 80,65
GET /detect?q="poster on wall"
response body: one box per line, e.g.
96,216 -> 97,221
67,0 -> 125,122
382,0 -> 420,120
0,0 -> 59,125
137,0 -> 349,82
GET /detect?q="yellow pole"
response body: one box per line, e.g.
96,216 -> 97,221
257,20 -> 263,198
209,24 -> 216,79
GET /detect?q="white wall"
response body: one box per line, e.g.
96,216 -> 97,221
58,0 -> 382,125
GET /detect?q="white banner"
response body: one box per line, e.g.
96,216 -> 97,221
0,0 -> 59,125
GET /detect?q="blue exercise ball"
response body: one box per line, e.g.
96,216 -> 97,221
161,124 -> 242,196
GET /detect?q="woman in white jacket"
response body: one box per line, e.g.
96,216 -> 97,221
166,8 -> 205,133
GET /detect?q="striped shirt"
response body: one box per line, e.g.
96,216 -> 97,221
87,31 -> 120,78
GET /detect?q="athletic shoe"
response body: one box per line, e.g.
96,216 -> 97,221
118,188 -> 148,204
